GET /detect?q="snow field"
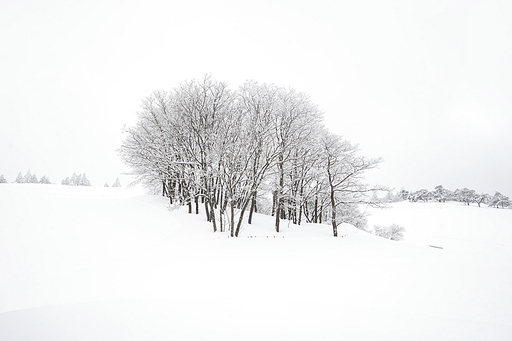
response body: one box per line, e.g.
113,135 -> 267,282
0,184 -> 511,340
367,201 -> 512,255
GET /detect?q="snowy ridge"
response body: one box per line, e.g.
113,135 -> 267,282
1,184 -> 511,340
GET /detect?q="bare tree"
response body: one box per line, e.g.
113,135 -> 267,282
319,133 -> 383,237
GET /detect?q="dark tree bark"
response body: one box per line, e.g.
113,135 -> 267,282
162,180 -> 167,197
314,196 -> 318,223
248,191 -> 257,224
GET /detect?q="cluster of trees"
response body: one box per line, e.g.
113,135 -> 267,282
397,185 -> 510,209
120,76 -> 382,237
104,178 -> 122,187
61,173 -> 91,186
13,170 -> 52,184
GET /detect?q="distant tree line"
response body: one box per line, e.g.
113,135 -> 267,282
395,185 -> 510,209
9,170 -> 53,184
61,173 -> 91,186
2,171 -> 123,189
120,76 -> 383,237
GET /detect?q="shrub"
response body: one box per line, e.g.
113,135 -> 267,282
373,224 -> 406,241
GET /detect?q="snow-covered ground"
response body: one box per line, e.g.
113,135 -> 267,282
1,184 -> 511,340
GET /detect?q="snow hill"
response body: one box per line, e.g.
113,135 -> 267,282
1,184 -> 511,340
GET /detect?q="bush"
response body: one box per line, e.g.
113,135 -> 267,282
373,224 -> 406,241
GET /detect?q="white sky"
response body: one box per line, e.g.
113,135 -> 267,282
1,0 -> 511,195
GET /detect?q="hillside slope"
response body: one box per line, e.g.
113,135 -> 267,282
1,184 -> 511,340
367,201 -> 512,255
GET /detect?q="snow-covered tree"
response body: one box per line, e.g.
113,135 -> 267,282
270,86 -> 322,234
104,182 -> 109,187
23,170 -> 33,183
319,132 -> 383,237
29,173 -> 38,183
112,177 -> 121,188
397,189 -> 409,201
454,188 -> 476,205
409,189 -> 430,202
39,175 -> 51,184
488,192 -> 510,209
70,173 -> 79,186
238,82 -> 283,228
433,185 -> 448,202
61,177 -> 70,185
0,174 -> 6,183
79,174 -> 91,186
475,193 -> 490,207
15,172 -> 24,183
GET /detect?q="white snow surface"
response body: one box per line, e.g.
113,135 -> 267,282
1,184 -> 511,340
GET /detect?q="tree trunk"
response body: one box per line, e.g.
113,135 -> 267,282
209,198 -> 217,232
271,191 -> 277,216
205,201 -> 210,221
297,180 -> 304,225
248,191 -> 257,224
330,191 -> 337,237
328,165 -> 338,236
275,157 -> 284,232
280,201 -> 286,219
314,196 -> 318,223
230,199 -> 235,237
298,202 -> 302,225
275,204 -> 281,233
304,201 -> 311,223
219,208 -> 224,233
235,194 -> 253,237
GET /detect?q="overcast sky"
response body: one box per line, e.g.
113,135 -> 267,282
1,0 -> 511,195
